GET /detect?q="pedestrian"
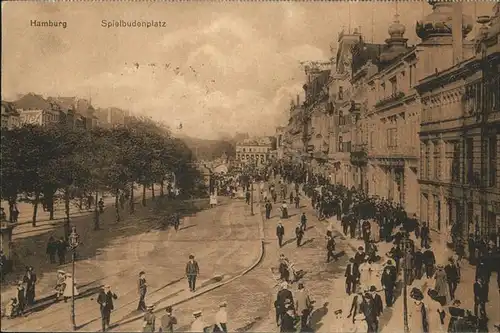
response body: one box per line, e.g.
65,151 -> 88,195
245,191 -> 250,204
280,300 -> 298,333
173,212 -> 180,231
354,247 -> 366,265
369,285 -> 383,330
159,306 -> 177,333
473,277 -> 487,318
294,195 -> 300,209
444,257 -> 459,300
23,266 -> 37,306
0,249 -> 6,282
414,248 -> 424,280
62,273 -> 79,302
326,235 -> 336,263
300,213 -> 307,231
55,270 -> 66,301
0,207 -> 7,221
97,285 -> 118,332
467,234 -> 476,265
351,314 -> 368,333
295,283 -> 312,332
142,305 -> 156,332
137,271 -> 148,311
12,204 -> 19,222
434,265 -> 450,305
278,255 -> 290,282
420,223 -> 430,249
381,266 -> 395,307
213,301 -> 228,333
362,292 -> 377,333
57,237 -> 68,265
281,201 -> 289,219
98,198 -> 105,213
408,288 -> 429,333
422,247 -> 435,279
46,236 -> 57,264
345,258 -> 360,295
186,254 -> 200,292
5,297 -> 18,319
295,223 -> 304,247
265,200 -> 272,219
289,192 -> 294,205
276,222 -> 285,248
427,292 -> 445,333
359,258 -> 372,287
16,280 -> 26,315
190,310 -> 206,333
347,286 -> 365,324
275,281 -> 294,326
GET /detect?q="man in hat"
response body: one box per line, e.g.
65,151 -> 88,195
142,305 -> 156,332
265,200 -> 272,219
345,258 -> 360,295
473,277 -> 487,317
370,285 -> 383,331
190,310 -> 206,333
17,280 -> 26,315
97,285 -> 118,332
276,222 -> 285,248
185,254 -> 200,292
213,301 -> 228,332
295,223 -> 304,247
422,247 -> 436,279
137,271 -> 148,312
354,247 -> 366,265
280,299 -> 298,333
444,257 -> 460,300
326,235 -> 336,263
420,222 -> 430,248
295,283 -> 312,331
381,266 -> 396,307
275,281 -> 294,326
23,266 -> 37,306
160,306 -> 177,333
300,213 -> 307,231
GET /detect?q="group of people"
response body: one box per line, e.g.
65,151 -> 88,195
4,266 -> 37,319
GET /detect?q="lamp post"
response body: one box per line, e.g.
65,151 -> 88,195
68,228 -> 80,331
401,233 -> 412,333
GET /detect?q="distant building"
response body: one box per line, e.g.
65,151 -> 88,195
1,101 -> 20,129
14,93 -> 60,126
235,137 -> 275,165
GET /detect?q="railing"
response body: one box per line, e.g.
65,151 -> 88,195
375,91 -> 405,108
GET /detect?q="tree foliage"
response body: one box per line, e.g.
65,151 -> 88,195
0,118 -> 205,226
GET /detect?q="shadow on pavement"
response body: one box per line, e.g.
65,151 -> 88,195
1,198 -> 210,305
178,224 -> 197,231
310,302 -> 329,331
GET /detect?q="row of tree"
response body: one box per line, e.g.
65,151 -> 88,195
0,117 -> 206,231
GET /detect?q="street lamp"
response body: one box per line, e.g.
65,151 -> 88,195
401,233 -> 412,333
68,227 -> 80,331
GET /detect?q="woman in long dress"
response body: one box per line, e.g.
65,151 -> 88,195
408,297 -> 429,333
434,265 -> 450,305
358,259 -> 372,287
427,298 -> 446,333
62,273 -> 79,302
370,260 -> 383,290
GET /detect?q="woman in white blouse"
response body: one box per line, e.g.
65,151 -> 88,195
213,302 -> 228,333
358,259 -> 372,287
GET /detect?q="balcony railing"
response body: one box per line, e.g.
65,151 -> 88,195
350,148 -> 368,166
375,91 -> 405,108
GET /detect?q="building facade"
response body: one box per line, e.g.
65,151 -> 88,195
1,101 -> 20,129
235,137 -> 275,166
416,2 -> 500,238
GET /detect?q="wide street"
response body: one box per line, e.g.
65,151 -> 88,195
1,196 -> 262,332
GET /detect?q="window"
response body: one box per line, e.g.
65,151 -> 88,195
390,77 -> 397,95
467,202 -> 474,227
488,136 -> 497,187
426,143 -> 431,179
387,128 -> 398,148
420,142 -> 426,179
338,136 -> 343,152
433,141 -> 441,180
346,141 -> 352,153
451,141 -> 461,182
338,86 -> 344,100
339,111 -> 344,126
242,148 -> 246,152
466,138 -> 474,184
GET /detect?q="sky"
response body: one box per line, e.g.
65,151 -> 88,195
1,1 -> 495,139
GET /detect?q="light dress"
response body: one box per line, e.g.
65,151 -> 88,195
428,300 -> 445,333
408,301 -> 428,333
62,276 -> 79,298
370,262 -> 383,290
359,262 -> 372,287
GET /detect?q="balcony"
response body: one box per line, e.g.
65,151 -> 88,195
375,91 -> 405,109
350,145 -> 368,166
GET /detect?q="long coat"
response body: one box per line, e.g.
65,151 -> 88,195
63,276 -> 79,298
434,268 -> 450,303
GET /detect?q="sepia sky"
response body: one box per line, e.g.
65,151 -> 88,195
1,1 -> 494,139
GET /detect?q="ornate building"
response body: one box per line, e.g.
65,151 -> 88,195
416,2 -> 500,238
235,137 -> 275,166
283,95 -> 306,162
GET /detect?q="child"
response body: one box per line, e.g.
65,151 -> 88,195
5,297 -> 18,319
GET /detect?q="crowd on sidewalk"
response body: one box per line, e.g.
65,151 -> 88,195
264,160 -> 500,333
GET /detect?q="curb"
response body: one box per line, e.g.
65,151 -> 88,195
113,204 -> 266,328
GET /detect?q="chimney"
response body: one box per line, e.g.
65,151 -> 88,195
452,2 -> 463,65
296,94 -> 300,106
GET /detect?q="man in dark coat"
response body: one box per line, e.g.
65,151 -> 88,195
341,215 -> 349,236
326,235 -> 336,263
349,218 -> 357,239
275,282 -> 294,326
414,248 -> 424,280
276,223 -> 285,248
300,213 -> 307,231
137,271 -> 148,311
185,255 -> 200,292
473,277 -> 487,317
354,247 -> 366,265
57,237 -> 68,265
444,257 -> 460,300
295,223 -> 304,247
265,201 -> 272,219
369,285 -> 383,323
420,222 -> 430,248
46,236 -> 58,264
422,247 -> 436,278
381,266 -> 396,307
97,285 -> 118,331
345,258 -> 360,295
23,266 -> 37,306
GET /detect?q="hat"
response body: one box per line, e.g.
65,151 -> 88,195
189,254 -> 195,259
410,288 -> 424,301
369,286 -> 377,292
219,301 -> 227,307
147,305 -> 155,311
66,273 -> 72,277
104,284 -> 111,289
386,260 -> 392,265
57,270 -> 65,274
139,271 -> 145,275
358,246 -> 364,251
165,306 -> 173,313
281,281 -> 288,289
193,310 -> 202,317
298,283 -> 304,290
